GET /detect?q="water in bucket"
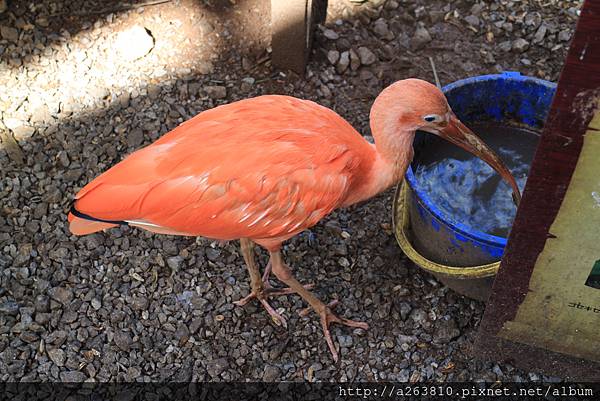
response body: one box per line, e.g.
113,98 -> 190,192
413,123 -> 539,237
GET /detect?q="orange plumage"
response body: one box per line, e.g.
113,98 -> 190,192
69,79 -> 520,362
69,95 -> 373,249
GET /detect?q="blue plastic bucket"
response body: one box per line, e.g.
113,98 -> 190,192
393,72 -> 556,300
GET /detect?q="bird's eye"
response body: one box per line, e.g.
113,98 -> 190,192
423,115 -> 438,123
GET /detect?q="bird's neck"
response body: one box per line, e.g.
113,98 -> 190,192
342,128 -> 415,207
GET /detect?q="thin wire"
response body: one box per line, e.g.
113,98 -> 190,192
428,56 -> 442,89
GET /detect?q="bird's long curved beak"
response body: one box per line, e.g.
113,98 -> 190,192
438,113 -> 522,205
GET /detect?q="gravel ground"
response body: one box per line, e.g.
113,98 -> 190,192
0,0 -> 581,382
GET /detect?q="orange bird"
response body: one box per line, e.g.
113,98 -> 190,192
68,79 -> 520,362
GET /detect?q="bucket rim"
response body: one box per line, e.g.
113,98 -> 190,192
392,181 -> 500,278
404,71 -> 556,247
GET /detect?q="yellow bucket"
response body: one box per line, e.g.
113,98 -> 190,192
392,181 -> 500,301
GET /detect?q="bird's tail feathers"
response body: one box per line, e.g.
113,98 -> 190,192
68,204 -> 123,235
68,212 -> 118,235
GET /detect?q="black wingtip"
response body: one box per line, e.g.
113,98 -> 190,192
69,203 -> 128,226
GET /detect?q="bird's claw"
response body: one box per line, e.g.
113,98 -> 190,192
299,299 -> 338,317
233,289 -> 288,327
234,284 -> 314,327
318,302 -> 369,363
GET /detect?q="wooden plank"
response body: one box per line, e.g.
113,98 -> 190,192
475,0 -> 600,380
270,0 -> 327,74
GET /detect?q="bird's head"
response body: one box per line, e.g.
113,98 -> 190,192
372,78 -> 521,205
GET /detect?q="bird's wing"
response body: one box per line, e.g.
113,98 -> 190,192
71,96 -> 368,240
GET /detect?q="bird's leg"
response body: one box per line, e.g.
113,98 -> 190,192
234,238 -> 287,327
260,260 -> 314,293
269,250 -> 369,363
233,239 -> 313,327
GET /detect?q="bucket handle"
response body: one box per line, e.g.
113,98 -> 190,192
393,181 -> 500,279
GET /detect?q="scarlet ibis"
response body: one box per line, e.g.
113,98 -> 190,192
68,79 -> 520,362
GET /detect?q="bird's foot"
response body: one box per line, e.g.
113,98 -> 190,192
238,294 -> 288,328
234,262 -> 314,328
310,301 -> 369,363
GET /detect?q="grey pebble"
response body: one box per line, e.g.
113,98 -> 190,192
47,348 -> 66,367
357,47 -> 377,65
60,371 -> 87,382
512,38 -> 530,53
336,51 -> 350,74
204,85 -> 227,99
48,287 -> 73,305
113,330 -> 132,352
323,29 -> 339,40
0,300 -> 19,316
262,365 -> 281,381
327,50 -> 340,66
410,27 -> 432,50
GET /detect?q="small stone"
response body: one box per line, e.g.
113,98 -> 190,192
91,298 -> 101,310
147,84 -> 161,99
48,287 -> 73,305
175,324 -> 190,346
385,0 -> 399,10
464,15 -> 480,27
205,248 -> 220,262
190,318 -> 203,334
0,25 -> 18,42
357,47 -> 377,65
35,313 -> 51,325
130,296 -> 148,311
204,85 -> 227,99
60,371 -> 87,382
20,331 -> 39,343
410,27 -> 432,50
558,30 -> 571,42
524,12 -> 542,28
327,50 -> 340,65
47,348 -> 66,367
0,0 -> 7,14
349,49 -> 360,71
25,221 -> 39,234
166,256 -> 183,272
127,128 -> 144,148
114,330 -> 132,352
34,295 -> 50,313
433,318 -> 460,343
373,19 -> 393,40
30,105 -> 53,125
483,52 -> 496,64
209,357 -> 228,378
263,365 -> 281,381
0,301 -> 19,316
336,51 -> 350,74
115,26 -> 154,60
337,335 -> 353,347
414,6 -> 427,20
410,308 -> 427,324
57,151 -> 70,168
512,38 -> 529,53
118,93 -> 130,108
336,38 -> 351,51
470,3 -> 484,15
323,29 -> 339,40
10,125 -> 35,140
533,24 -> 547,44
197,61 -> 214,75
498,41 -> 512,52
